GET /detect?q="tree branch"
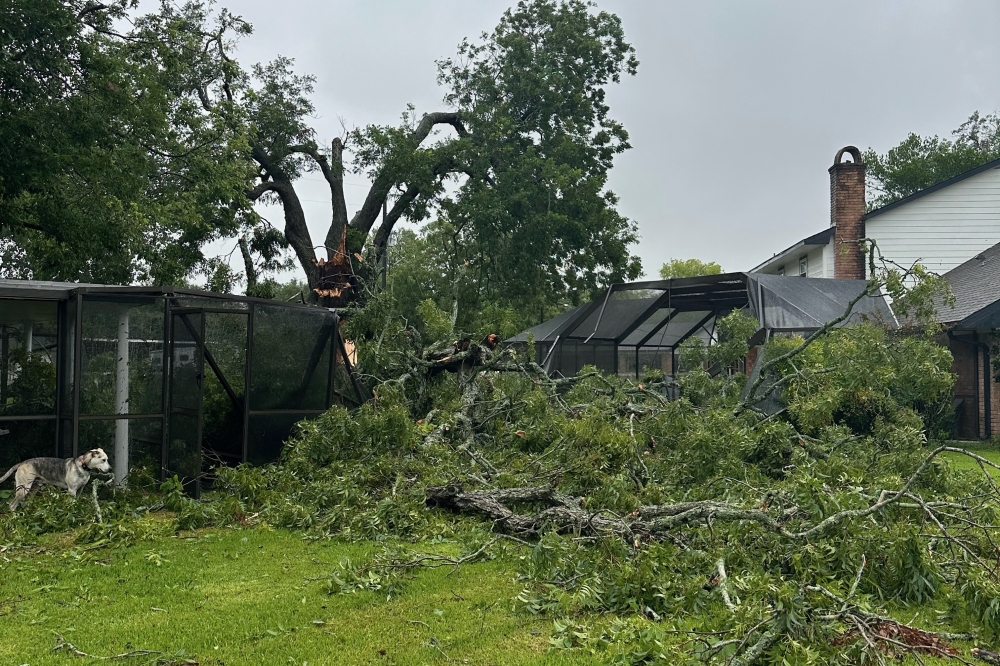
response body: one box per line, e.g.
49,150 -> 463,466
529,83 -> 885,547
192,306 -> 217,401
238,236 -> 256,289
349,112 -> 468,237
247,180 -> 280,202
372,184 -> 420,258
426,446 -> 1000,546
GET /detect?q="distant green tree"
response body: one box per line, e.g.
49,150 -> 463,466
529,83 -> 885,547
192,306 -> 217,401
864,111 -> 1000,210
658,258 -> 722,279
381,225 -> 529,341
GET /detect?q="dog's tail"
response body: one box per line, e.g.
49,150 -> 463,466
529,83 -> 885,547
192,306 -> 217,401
0,463 -> 18,485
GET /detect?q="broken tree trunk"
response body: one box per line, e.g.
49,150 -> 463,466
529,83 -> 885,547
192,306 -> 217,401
425,481 -> 631,536
425,447 -> 996,544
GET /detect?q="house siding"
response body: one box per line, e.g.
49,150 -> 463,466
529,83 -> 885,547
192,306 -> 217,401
806,247 -> 825,278
867,165 -> 1000,275
756,243 -> 831,277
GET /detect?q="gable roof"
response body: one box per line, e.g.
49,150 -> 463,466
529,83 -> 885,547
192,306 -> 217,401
752,156 -> 1000,274
936,240 -> 1000,325
866,156 -> 1000,220
749,226 -> 833,273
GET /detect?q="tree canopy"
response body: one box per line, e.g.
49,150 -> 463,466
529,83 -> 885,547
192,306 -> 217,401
864,111 -> 1000,210
2,0 -> 642,307
0,0 -> 257,285
658,258 -> 723,279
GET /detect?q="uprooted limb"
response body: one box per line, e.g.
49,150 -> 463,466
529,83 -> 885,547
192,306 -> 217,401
426,445 -> 1000,542
425,446 -> 1000,664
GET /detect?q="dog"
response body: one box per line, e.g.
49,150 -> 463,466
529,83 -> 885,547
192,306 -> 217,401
0,448 -> 112,511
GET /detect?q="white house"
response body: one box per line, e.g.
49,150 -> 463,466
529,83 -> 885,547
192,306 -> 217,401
752,151 -> 1000,278
751,148 -> 1000,441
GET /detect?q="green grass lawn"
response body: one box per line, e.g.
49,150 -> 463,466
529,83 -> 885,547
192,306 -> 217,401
0,525 -> 588,666
4,443 -> 999,666
939,441 -> 1000,475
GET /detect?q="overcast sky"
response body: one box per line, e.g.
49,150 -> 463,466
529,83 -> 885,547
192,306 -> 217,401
223,0 -> 1000,280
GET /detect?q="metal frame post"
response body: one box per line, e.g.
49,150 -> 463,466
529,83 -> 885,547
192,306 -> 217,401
71,291 -> 83,456
54,303 -> 66,454
242,302 -> 254,463
160,297 -> 171,480
1,324 -> 8,407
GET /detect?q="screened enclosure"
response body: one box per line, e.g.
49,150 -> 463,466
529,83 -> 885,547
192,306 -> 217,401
0,281 -> 365,495
509,273 -> 894,378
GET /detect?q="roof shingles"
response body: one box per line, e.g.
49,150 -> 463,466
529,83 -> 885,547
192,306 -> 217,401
936,241 -> 1000,324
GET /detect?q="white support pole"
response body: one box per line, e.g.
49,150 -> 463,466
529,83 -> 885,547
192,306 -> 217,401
114,311 -> 130,486
25,323 -> 33,354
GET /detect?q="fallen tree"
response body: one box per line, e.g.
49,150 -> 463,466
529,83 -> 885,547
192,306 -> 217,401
426,442 -> 1000,544
200,243 -> 1000,664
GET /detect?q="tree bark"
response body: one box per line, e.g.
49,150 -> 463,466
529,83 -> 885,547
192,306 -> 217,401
250,147 -> 320,295
238,236 -> 256,290
324,138 -> 349,261
273,176 -> 320,291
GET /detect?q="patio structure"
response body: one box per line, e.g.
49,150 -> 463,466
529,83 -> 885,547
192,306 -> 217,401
0,281 -> 365,495
508,272 -> 894,378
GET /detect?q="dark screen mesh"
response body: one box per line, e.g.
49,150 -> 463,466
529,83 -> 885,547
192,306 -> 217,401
618,348 -> 674,378
638,311 -> 714,350
619,307 -> 673,346
549,339 -> 618,376
79,297 -> 165,416
0,419 -> 55,470
247,413 -> 308,466
748,275 -> 894,330
251,305 -> 334,411
0,299 -> 58,417
201,312 -> 248,465
565,294 -> 663,341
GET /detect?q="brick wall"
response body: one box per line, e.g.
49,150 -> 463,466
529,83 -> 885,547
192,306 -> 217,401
987,338 -> 1000,439
947,331 -> 1000,440
948,335 -> 980,439
829,147 -> 867,280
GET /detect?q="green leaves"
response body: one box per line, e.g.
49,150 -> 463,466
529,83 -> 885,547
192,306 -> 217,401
411,0 -> 643,308
658,259 -> 723,280
0,1 -> 258,284
864,111 -> 1000,210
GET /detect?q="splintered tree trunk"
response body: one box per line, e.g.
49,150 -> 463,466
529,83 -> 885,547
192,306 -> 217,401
312,254 -> 359,307
307,138 -> 357,307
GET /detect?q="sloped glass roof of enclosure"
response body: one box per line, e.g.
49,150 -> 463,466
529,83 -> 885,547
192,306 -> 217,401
509,272 -> 893,378
0,281 -> 365,497
746,274 -> 893,330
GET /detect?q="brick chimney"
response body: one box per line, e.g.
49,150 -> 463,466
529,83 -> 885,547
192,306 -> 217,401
829,146 -> 866,279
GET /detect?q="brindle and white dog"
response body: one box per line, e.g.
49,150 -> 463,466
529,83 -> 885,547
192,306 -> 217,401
0,448 -> 112,511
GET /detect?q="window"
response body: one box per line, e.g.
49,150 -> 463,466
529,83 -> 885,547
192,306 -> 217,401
777,265 -> 785,276
798,256 -> 808,277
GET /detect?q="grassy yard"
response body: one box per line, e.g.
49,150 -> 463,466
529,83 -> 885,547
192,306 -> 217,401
3,443 -> 999,665
939,441 -> 1000,475
0,525 -> 588,666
